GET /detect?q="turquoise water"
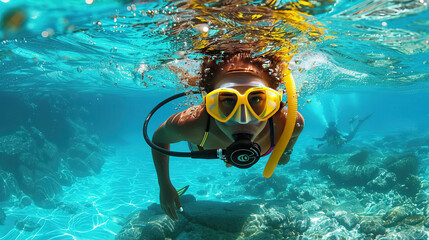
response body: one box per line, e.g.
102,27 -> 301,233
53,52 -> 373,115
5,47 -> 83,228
1,0 -> 429,239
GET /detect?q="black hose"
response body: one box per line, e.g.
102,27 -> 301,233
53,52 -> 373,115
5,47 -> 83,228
143,90 -> 221,158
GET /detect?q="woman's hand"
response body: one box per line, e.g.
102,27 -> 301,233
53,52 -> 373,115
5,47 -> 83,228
159,183 -> 182,221
278,154 -> 290,165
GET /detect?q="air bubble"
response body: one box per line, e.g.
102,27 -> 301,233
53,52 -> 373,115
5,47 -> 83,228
41,29 -> 54,37
175,51 -> 186,58
195,23 -> 209,33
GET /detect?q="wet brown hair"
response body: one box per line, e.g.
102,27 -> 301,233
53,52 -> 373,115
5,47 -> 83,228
199,52 -> 285,92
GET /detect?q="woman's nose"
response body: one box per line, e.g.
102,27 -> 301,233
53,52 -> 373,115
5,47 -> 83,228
231,104 -> 253,124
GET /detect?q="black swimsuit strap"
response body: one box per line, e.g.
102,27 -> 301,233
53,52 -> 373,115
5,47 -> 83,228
269,117 -> 275,147
198,111 -> 211,150
205,114 -> 211,132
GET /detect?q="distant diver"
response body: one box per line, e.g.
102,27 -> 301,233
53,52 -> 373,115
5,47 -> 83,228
314,113 -> 373,148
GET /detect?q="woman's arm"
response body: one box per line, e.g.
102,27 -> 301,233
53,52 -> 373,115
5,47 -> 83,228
278,112 -> 304,165
151,113 -> 186,220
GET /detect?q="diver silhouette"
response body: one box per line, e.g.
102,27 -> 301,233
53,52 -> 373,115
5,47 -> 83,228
314,113 -> 373,148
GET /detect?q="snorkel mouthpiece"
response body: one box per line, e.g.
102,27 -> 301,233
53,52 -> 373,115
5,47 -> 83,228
225,133 -> 261,169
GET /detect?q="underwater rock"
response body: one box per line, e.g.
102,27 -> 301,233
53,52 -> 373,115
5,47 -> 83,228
0,208 -> 5,225
289,215 -> 311,233
287,187 -> 301,201
240,173 -> 290,198
117,196 -> 315,240
332,211 -> 358,230
425,217 -> 429,228
400,175 -> 421,197
406,137 -> 429,148
415,192 -> 428,207
242,231 -> 278,240
86,152 -> 105,174
384,153 -> 418,182
33,176 -> 63,208
423,205 -> 429,228
0,130 -> 34,155
347,150 -> 369,166
264,206 -> 310,234
264,207 -> 288,228
286,185 -> 318,204
378,228 -> 428,240
306,153 -> 379,187
15,219 -> 41,232
0,173 -> 7,201
0,170 -> 20,201
424,204 -> 429,217
118,209 -> 186,240
73,134 -> 101,152
366,169 -> 397,193
304,213 -> 341,238
181,200 -> 262,233
359,216 -> 386,236
66,157 -> 92,177
180,194 -> 197,204
17,162 -> 62,208
242,212 -> 265,237
402,214 -> 424,225
382,205 -> 414,227
57,163 -> 75,186
323,227 -> 352,240
331,164 -> 379,186
301,200 -> 321,213
19,196 -> 32,208
39,141 -> 60,169
416,146 -> 429,155
67,142 -> 91,159
175,222 -> 237,240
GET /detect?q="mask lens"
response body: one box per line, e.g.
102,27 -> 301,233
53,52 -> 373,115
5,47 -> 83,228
247,89 -> 280,120
218,92 -> 238,118
247,90 -> 267,115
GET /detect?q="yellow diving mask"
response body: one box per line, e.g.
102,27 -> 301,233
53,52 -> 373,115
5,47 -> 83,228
203,87 -> 283,124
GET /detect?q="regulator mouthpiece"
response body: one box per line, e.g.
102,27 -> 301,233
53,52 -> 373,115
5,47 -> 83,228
225,133 -> 261,169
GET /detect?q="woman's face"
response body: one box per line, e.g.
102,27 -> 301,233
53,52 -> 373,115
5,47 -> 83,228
212,74 -> 272,141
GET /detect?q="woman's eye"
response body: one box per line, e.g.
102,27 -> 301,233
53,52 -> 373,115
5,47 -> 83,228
249,96 -> 262,104
222,98 -> 236,105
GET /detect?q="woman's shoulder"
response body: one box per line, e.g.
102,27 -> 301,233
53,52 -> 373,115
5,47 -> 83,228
167,104 -> 208,137
273,103 -> 304,137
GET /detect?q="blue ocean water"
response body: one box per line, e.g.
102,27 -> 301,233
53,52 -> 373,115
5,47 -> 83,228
1,0 -> 429,239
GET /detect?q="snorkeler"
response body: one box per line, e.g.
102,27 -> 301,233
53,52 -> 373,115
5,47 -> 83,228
145,52 -> 304,220
313,113 -> 373,148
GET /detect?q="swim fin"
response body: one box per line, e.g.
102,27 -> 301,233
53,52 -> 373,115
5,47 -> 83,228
359,112 -> 374,123
177,185 -> 189,196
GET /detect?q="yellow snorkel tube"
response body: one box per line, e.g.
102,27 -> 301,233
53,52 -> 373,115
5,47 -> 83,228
263,67 -> 297,178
